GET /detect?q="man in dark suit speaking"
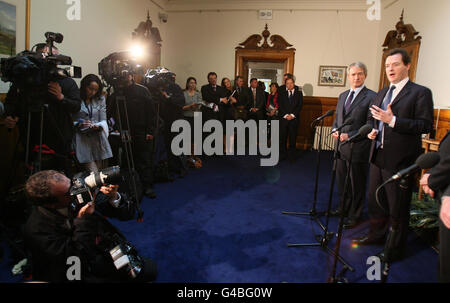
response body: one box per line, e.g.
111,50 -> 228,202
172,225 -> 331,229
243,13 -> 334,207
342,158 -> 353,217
353,48 -> 434,262
331,62 -> 376,229
278,77 -> 303,161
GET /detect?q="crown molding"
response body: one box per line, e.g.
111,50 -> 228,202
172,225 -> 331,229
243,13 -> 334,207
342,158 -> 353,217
155,0 -> 371,13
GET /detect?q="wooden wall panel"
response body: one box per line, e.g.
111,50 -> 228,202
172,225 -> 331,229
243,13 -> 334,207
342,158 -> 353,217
434,109 -> 450,141
296,96 -> 338,150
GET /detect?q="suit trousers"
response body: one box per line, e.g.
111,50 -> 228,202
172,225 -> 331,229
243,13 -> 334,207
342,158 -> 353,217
367,149 -> 413,251
336,158 -> 368,221
280,118 -> 299,156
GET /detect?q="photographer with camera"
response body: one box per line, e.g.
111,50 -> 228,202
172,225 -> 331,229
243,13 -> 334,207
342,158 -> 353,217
3,43 -> 81,173
107,73 -> 157,199
23,169 -> 157,282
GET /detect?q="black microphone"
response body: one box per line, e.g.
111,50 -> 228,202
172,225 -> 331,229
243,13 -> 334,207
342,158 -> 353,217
314,110 -> 335,122
342,124 -> 373,145
330,118 -> 354,135
45,32 -> 64,44
386,152 -> 441,183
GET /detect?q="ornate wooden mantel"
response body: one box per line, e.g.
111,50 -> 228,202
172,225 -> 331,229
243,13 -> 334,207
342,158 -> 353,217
235,24 -> 295,83
379,10 -> 422,90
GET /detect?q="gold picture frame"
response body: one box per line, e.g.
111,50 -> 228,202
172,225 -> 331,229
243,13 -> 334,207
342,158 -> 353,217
318,65 -> 347,87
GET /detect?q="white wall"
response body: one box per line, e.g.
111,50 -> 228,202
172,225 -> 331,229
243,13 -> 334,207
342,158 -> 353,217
377,0 -> 450,108
28,0 -> 166,82
162,9 -> 381,97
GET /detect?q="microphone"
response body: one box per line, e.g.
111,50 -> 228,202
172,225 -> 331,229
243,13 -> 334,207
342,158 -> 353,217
314,110 -> 335,122
342,124 -> 373,145
330,118 -> 354,135
386,152 -> 440,183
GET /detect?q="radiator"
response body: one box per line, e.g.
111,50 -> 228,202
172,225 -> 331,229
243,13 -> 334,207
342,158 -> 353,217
313,126 -> 334,151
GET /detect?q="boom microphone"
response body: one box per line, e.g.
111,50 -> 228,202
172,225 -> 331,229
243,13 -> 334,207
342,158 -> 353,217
314,110 -> 335,122
342,124 -> 373,145
386,152 -> 441,183
330,118 -> 354,135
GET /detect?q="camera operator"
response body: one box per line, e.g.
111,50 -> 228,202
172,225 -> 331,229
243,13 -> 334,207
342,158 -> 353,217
420,131 -> 450,282
4,43 -> 81,172
157,77 -> 188,178
107,74 -> 157,199
23,170 -> 157,282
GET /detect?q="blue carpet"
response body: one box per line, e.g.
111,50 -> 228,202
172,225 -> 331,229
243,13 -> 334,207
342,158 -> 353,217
0,151 -> 439,283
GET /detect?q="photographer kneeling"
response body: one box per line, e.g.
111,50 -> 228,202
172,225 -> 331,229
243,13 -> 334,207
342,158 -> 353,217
23,170 -> 157,283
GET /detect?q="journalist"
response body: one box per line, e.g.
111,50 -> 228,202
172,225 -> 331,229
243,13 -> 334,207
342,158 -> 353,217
4,43 -> 81,172
24,170 -> 157,282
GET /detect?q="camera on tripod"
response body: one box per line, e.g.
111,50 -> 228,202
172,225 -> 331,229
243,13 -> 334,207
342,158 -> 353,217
69,166 -> 121,215
98,51 -> 145,88
144,67 -> 175,94
0,32 -> 82,94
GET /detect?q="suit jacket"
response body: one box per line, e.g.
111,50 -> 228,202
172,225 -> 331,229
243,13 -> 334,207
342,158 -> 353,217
368,81 -> 434,172
201,84 -> 226,106
234,86 -> 251,107
333,87 -> 376,162
429,131 -> 450,195
278,87 -> 303,119
247,87 -> 266,111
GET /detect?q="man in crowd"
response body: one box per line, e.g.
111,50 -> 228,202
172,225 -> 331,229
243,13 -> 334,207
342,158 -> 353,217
201,72 -> 227,122
247,78 -> 266,123
353,48 -> 434,263
331,62 -> 376,229
24,170 -> 157,282
278,77 -> 303,162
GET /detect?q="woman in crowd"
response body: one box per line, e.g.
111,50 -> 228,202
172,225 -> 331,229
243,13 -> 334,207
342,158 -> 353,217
266,82 -> 279,143
183,77 -> 202,168
72,74 -> 112,172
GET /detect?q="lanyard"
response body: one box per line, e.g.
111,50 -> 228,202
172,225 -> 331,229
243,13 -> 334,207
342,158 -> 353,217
84,101 -> 93,120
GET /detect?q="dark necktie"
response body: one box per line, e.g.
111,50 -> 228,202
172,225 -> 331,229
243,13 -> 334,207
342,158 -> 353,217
344,90 -> 355,114
376,85 -> 396,149
289,90 -> 294,103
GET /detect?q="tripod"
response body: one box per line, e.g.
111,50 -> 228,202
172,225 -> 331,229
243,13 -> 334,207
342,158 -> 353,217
112,89 -> 144,221
328,141 -> 356,283
282,118 -> 327,233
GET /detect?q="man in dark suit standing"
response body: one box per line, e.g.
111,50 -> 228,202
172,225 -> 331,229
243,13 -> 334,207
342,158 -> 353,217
247,78 -> 266,122
201,72 -> 227,122
420,131 -> 450,282
353,48 -> 434,262
278,77 -> 303,161
331,62 -> 376,229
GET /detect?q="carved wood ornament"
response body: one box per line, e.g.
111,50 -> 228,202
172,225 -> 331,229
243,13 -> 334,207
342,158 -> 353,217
236,24 -> 295,51
379,10 -> 422,90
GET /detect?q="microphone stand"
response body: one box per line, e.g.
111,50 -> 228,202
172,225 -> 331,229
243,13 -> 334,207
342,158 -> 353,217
282,117 -> 327,232
328,141 -> 356,283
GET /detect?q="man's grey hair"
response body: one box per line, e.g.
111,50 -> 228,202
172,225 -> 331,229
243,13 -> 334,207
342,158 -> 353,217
347,62 -> 368,76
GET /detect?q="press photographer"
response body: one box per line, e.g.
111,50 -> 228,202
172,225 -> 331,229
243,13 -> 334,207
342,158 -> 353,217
23,168 -> 157,282
1,34 -> 82,173
145,68 -> 187,179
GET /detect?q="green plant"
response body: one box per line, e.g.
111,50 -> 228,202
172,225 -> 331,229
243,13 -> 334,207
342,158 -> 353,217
409,192 -> 440,229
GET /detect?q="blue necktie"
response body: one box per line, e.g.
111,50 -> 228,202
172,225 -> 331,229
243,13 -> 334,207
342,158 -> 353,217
344,90 -> 355,115
376,85 -> 396,149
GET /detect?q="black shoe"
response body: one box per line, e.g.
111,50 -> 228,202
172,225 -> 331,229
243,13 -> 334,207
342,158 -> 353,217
343,218 -> 362,230
144,187 -> 156,199
377,249 -> 405,263
352,235 -> 385,246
